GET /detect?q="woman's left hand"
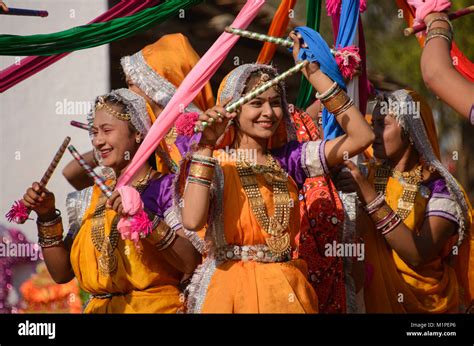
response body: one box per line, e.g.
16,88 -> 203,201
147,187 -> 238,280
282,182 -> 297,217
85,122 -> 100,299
342,160 -> 378,205
289,31 -> 320,80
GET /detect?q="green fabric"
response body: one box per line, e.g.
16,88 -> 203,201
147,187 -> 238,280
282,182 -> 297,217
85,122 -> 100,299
0,0 -> 203,56
295,0 -> 322,109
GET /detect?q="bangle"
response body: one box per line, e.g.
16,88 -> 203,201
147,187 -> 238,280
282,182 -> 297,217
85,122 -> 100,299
155,228 -> 177,251
426,16 -> 453,34
38,237 -> 63,248
363,193 -> 385,215
38,220 -> 63,239
315,81 -> 338,100
380,214 -> 402,236
332,98 -> 354,117
322,88 -> 351,115
426,27 -> 452,45
37,209 -> 61,226
147,219 -> 172,245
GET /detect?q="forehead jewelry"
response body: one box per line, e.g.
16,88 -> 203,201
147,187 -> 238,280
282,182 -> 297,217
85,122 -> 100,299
95,96 -> 131,121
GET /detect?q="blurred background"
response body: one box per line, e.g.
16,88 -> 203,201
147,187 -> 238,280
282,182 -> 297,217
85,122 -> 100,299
1,0 -> 472,313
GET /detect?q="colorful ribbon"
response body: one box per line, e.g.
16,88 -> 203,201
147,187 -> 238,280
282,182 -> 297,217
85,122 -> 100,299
116,0 -> 266,188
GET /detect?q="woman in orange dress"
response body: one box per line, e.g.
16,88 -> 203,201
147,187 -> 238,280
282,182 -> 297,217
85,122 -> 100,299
338,89 -> 473,312
22,89 -> 201,313
177,33 -> 374,313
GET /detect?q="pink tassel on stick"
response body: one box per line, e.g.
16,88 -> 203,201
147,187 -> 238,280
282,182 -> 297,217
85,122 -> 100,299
334,45 -> 361,80
175,112 -> 199,137
5,201 -> 30,224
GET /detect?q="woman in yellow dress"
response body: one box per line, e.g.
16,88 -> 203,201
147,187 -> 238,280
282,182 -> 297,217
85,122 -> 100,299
177,33 -> 374,313
22,89 -> 201,313
338,89 -> 473,313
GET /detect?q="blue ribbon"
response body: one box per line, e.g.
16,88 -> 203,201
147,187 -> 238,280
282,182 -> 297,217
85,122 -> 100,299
294,0 -> 360,140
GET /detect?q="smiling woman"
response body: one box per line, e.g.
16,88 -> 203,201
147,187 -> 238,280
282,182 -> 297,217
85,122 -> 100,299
178,36 -> 374,313
21,89 -> 202,313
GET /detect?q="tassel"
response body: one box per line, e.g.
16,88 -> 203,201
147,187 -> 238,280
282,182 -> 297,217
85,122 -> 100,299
5,200 -> 29,224
117,210 -> 153,251
175,112 -> 200,137
334,45 -> 361,80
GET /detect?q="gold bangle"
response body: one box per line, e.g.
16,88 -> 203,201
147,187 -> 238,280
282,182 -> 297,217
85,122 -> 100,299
189,162 -> 215,181
332,99 -> 354,117
37,220 -> 63,238
425,33 -> 452,45
426,16 -> 453,33
426,27 -> 452,42
322,88 -> 350,114
147,220 -> 171,246
155,228 -> 177,251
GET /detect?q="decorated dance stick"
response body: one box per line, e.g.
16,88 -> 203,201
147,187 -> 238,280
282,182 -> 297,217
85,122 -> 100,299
0,7 -> 49,17
225,26 -> 294,47
225,26 -> 339,55
70,120 -> 91,131
5,137 -> 71,224
404,5 -> 474,36
67,145 -> 113,198
194,60 -> 309,133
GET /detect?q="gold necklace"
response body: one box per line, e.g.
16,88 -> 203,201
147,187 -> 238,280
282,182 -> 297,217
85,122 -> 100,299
236,153 -> 292,255
91,194 -> 120,276
90,168 -> 154,276
375,164 -> 423,220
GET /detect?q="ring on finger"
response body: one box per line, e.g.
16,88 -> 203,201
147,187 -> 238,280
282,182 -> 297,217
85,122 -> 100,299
216,112 -> 223,118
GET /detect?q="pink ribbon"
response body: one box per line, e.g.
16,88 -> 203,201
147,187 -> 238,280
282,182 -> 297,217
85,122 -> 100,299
407,0 -> 451,25
116,0 -> 266,188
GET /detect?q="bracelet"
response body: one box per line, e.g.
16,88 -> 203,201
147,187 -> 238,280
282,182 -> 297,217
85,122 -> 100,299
333,98 -> 354,117
38,237 -> 63,248
147,219 -> 172,245
36,209 -> 61,227
187,176 -> 212,188
155,228 -> 177,251
321,88 -> 351,114
426,16 -> 453,34
425,33 -> 452,45
380,214 -> 402,236
315,81 -> 338,100
189,161 -> 215,180
363,193 -> 385,215
425,27 -> 452,45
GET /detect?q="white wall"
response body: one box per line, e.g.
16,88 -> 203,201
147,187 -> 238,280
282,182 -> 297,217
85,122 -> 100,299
1,0 -> 109,241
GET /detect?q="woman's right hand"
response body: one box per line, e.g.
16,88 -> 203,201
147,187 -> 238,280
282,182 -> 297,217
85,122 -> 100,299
22,182 -> 57,221
198,98 -> 237,145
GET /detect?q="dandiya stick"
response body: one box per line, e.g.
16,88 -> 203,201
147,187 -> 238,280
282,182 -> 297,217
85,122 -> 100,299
5,137 -> 71,224
404,5 -> 474,36
0,7 -> 48,17
225,26 -> 294,47
195,60 -> 309,133
67,145 -> 113,198
225,26 -> 337,54
70,120 -> 91,131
